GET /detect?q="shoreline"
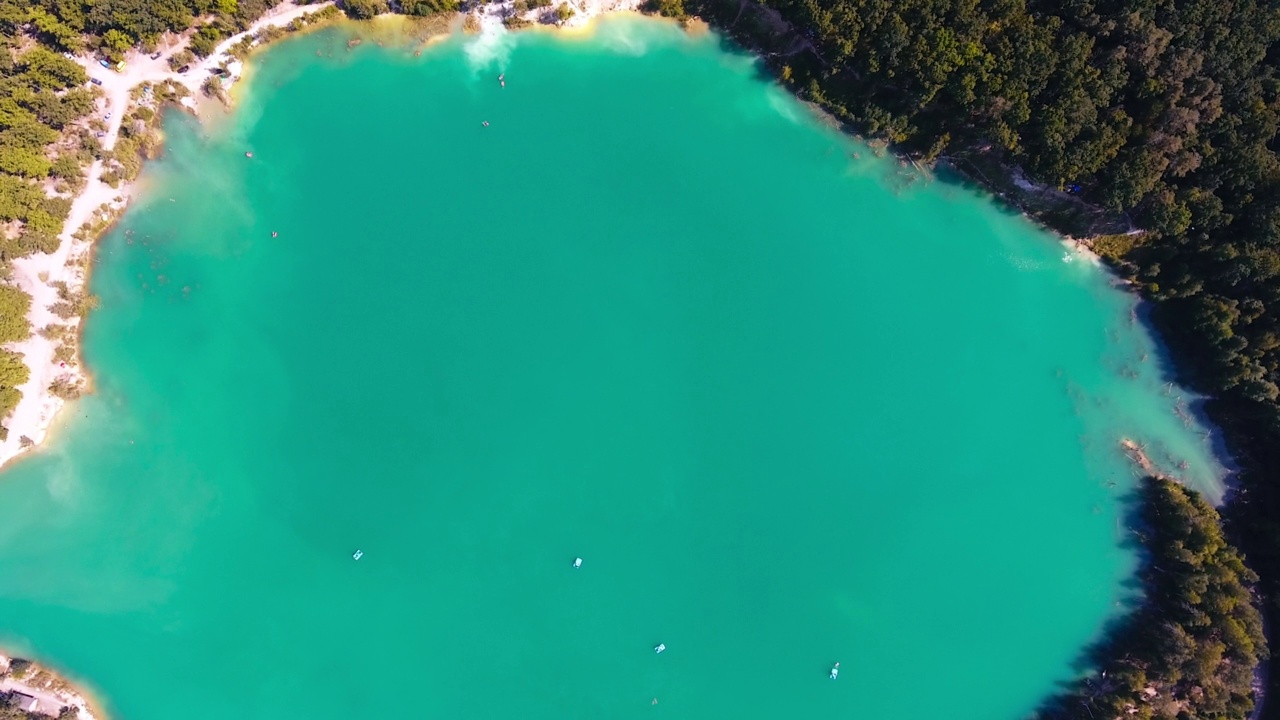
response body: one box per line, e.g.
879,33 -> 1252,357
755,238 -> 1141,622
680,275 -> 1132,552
0,0 -> 340,472
0,0 -> 1169,475
0,2 -> 1247,717
0,0 -> 654,473
0,651 -> 101,720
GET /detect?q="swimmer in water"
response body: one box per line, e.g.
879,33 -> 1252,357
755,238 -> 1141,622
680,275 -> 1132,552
482,121 -> 489,127
271,231 -> 278,238
245,151 -> 253,158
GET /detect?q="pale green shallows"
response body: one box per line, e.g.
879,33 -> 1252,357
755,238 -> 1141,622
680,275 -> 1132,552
0,18 -> 1223,720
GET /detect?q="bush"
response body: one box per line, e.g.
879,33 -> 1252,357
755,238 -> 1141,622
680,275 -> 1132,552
49,155 -> 83,181
7,659 -> 31,679
48,376 -> 81,400
0,286 -> 31,343
168,49 -> 195,71
0,350 -> 30,433
341,0 -> 388,18
189,25 -> 224,57
400,0 -> 459,15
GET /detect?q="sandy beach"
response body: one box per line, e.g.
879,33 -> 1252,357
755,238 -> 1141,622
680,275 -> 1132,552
0,1 -> 337,471
0,0 -> 660,472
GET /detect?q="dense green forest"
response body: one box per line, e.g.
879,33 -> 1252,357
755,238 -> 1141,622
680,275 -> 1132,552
1038,477 -> 1265,720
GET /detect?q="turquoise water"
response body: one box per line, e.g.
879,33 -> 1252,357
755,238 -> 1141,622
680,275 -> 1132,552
0,18 -> 1225,720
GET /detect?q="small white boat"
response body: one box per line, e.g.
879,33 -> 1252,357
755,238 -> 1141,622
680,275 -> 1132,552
352,550 -> 363,561
654,643 -> 666,654
573,557 -> 582,568
830,662 -> 839,680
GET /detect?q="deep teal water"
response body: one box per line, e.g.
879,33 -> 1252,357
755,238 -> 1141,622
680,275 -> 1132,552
0,18 -> 1225,720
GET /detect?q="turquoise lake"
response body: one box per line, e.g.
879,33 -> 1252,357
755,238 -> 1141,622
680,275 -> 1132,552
0,17 -> 1226,719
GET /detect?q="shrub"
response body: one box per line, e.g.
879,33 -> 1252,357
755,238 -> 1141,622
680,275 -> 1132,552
189,25 -> 224,57
50,155 -> 83,180
48,376 -> 81,400
401,0 -> 459,15
341,0 -> 388,18
168,49 -> 195,71
0,285 -> 31,343
646,0 -> 684,17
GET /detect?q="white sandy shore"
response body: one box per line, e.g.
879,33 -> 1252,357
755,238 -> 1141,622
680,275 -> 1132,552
491,0 -> 645,29
0,0 -> 654,471
0,1 -> 336,472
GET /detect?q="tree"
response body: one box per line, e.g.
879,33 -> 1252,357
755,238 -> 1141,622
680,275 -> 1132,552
27,7 -> 83,51
16,47 -> 85,89
86,0 -> 194,39
341,0 -> 386,18
0,350 -> 28,411
399,0 -> 457,15
49,155 -> 82,181
100,28 -> 134,59
188,25 -> 224,57
646,0 -> 684,19
168,49 -> 195,71
0,285 -> 30,343
0,146 -> 52,178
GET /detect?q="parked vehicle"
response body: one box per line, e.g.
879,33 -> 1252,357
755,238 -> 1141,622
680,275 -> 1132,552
90,78 -> 103,86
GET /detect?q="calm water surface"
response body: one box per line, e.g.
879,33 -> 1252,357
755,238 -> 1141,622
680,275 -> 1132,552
0,18 -> 1224,720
